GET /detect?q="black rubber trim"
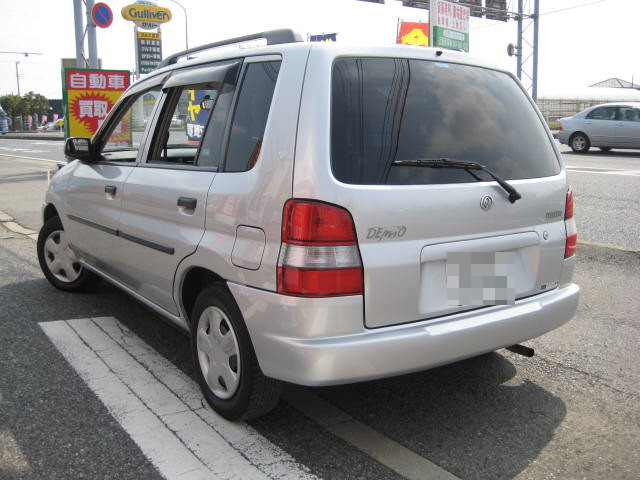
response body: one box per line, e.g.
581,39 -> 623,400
68,214 -> 118,236
67,214 -> 175,255
118,230 -> 175,255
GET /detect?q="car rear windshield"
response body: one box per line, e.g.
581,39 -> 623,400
331,57 -> 560,185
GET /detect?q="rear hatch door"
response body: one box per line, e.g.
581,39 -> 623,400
330,56 -> 567,328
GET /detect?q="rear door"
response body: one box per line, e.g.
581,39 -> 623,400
330,57 -> 567,328
615,106 -> 640,147
583,106 -> 618,145
110,61 -> 241,315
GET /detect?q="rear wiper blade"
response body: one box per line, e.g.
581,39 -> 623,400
392,158 -> 522,204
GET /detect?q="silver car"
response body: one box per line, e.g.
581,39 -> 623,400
556,102 -> 640,153
38,29 -> 580,420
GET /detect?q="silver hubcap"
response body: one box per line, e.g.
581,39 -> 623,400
572,136 -> 586,150
196,306 -> 240,399
44,230 -> 82,283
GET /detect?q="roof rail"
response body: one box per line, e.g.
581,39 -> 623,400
158,29 -> 303,68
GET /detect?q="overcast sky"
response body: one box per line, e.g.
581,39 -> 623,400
1,0 -> 638,99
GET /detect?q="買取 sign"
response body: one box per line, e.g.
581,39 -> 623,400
430,0 -> 470,52
62,68 -> 130,139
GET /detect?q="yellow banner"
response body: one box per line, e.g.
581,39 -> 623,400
64,69 -> 130,139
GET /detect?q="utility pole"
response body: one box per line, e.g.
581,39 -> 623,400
86,0 -> 99,68
1,51 -> 43,95
517,0 -> 523,80
531,0 -> 540,102
166,0 -> 189,50
73,0 -> 85,67
15,61 -> 21,96
73,0 -> 98,68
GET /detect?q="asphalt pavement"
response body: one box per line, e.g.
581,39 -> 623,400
0,139 -> 639,480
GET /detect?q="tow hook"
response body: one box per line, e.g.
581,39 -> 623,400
506,344 -> 535,357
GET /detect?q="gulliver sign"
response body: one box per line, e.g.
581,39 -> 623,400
122,2 -> 172,30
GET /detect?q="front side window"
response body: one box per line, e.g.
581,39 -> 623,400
619,107 -> 640,122
149,83 -> 220,166
100,87 -> 161,162
331,58 -> 560,185
224,61 -> 281,172
586,107 -> 618,120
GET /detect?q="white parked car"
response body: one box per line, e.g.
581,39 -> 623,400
38,29 -> 580,420
556,102 -> 640,153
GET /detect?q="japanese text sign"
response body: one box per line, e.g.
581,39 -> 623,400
430,0 -> 470,52
137,31 -> 163,74
63,68 -> 130,139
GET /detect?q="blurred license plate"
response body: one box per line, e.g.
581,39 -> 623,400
446,251 -> 516,306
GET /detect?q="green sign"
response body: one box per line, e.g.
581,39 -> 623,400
430,0 -> 471,52
432,26 -> 469,52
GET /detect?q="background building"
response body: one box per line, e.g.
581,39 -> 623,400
538,77 -> 640,127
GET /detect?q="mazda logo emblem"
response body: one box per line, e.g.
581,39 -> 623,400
480,195 -> 493,211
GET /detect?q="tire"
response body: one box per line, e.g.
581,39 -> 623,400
569,132 -> 590,153
191,284 -> 282,420
37,215 -> 99,292
599,147 -> 612,153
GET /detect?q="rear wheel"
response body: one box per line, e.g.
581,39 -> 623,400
191,284 -> 282,420
37,215 -> 98,292
569,132 -> 590,153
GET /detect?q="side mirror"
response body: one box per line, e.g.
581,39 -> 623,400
64,137 -> 94,162
200,93 -> 218,110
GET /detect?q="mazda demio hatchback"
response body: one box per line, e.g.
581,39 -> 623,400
38,30 -> 579,420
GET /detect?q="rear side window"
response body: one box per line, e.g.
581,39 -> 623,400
586,107 -> 617,120
331,58 -> 560,185
224,61 -> 280,172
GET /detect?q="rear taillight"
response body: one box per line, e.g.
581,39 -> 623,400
278,200 -> 363,297
564,186 -> 577,258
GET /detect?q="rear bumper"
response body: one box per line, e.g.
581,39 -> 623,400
230,282 -> 579,386
555,130 -> 570,144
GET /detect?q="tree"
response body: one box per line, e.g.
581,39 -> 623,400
23,91 -> 50,116
0,94 -> 25,118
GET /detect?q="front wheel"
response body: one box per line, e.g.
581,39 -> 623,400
569,133 -> 590,153
191,284 -> 282,420
37,215 -> 98,292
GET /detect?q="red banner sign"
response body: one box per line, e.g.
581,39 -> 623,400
63,68 -> 130,139
397,22 -> 430,46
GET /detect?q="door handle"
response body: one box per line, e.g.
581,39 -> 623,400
177,196 -> 197,210
105,185 -> 117,195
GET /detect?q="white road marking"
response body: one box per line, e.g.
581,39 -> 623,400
566,166 -> 640,177
284,388 -> 461,480
0,210 -> 13,222
0,147 -> 47,154
0,153 -> 63,164
40,317 -> 317,480
2,221 -> 36,236
0,427 -> 32,476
